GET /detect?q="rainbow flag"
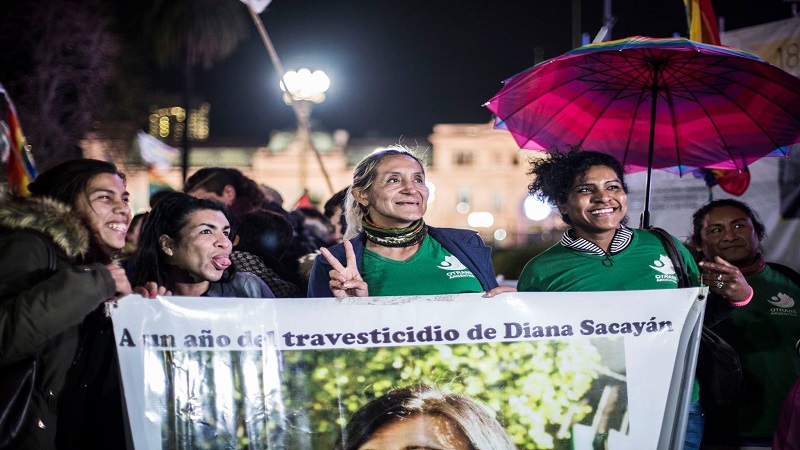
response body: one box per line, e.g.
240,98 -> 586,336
683,0 -> 752,196
138,131 -> 178,198
1,85 -> 38,196
146,166 -> 175,197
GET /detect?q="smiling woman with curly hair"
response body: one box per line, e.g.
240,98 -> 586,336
519,148 -> 759,449
517,148 -> 718,448
518,148 -> 696,291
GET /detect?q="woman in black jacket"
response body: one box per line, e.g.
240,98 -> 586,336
0,159 -> 132,449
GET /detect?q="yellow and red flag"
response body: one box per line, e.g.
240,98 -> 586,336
684,0 -> 721,45
1,85 -> 38,196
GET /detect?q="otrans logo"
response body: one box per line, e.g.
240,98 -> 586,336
770,293 -> 795,308
649,254 -> 676,275
770,293 -> 797,317
650,254 -> 678,283
438,255 -> 467,271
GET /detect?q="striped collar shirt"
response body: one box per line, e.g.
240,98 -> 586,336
560,226 -> 634,256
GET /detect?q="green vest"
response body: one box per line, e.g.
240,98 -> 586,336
517,228 -> 701,402
517,229 -> 699,292
362,236 -> 483,296
711,265 -> 800,438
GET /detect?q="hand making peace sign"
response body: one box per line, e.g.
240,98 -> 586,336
319,240 -> 370,298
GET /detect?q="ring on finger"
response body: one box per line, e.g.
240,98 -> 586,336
715,281 -> 724,289
716,273 -> 723,281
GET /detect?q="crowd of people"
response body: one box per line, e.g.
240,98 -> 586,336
1,146 -> 798,449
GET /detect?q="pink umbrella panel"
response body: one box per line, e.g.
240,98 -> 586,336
485,36 -> 800,175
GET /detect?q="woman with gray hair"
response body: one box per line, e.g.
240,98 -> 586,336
307,146 -> 512,298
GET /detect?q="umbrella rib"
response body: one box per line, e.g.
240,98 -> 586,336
490,39 -> 800,165
713,66 -> 800,126
519,85 -> 596,147
661,83 -> 684,173
620,88 -> 649,167
570,52 -> 653,158
658,52 -> 700,173
492,72 -> 592,140
653,53 -> 799,168
596,51 -> 663,166
660,63 -> 743,168
574,54 -> 659,158
585,52 -> 653,89
577,71 -> 645,151
681,88 -> 744,170
669,54 -> 800,126
667,61 -> 790,160
493,59 -> 639,145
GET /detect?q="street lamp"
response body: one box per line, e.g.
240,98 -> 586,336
280,68 -> 330,104
279,68 -> 330,192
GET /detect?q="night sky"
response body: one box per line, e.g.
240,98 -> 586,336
190,0 -> 795,142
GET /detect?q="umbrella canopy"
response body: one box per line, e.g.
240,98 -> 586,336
485,36 -> 800,226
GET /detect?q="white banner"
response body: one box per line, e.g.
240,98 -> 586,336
625,155 -> 800,273
110,289 -> 706,450
722,17 -> 800,77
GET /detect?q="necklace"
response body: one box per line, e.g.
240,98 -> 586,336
362,217 -> 428,247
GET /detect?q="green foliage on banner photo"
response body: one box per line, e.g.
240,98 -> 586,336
279,339 -> 612,449
153,339 -> 626,449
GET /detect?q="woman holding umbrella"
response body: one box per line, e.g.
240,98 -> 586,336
517,149 -> 701,289
516,149 -> 751,449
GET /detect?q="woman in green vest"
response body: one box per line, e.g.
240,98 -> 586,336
515,149 -> 751,450
690,199 -> 800,447
308,146 -> 513,298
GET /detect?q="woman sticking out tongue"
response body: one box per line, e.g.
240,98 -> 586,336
132,192 -> 273,299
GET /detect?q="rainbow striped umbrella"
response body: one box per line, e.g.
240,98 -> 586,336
485,36 -> 800,226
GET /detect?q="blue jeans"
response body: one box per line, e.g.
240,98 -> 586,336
684,400 -> 704,450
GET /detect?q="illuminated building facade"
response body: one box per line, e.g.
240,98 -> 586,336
84,121 -> 559,248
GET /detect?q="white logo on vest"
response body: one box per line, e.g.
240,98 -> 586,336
650,254 -> 678,283
438,255 -> 467,271
769,293 -> 797,317
438,255 -> 475,280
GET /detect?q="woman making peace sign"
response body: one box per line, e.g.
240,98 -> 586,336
307,147 -> 512,298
